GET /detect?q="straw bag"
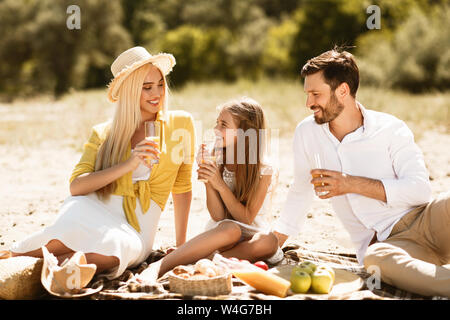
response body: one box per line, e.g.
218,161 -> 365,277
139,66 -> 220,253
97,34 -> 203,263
0,257 -> 45,300
168,271 -> 232,297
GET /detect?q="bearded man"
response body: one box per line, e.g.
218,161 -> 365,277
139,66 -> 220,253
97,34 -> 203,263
273,47 -> 450,298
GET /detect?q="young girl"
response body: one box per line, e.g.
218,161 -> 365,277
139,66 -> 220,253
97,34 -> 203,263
138,97 -> 283,282
0,47 -> 195,287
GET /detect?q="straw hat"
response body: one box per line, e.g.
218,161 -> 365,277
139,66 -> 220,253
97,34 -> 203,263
41,246 -> 101,298
107,46 -> 176,103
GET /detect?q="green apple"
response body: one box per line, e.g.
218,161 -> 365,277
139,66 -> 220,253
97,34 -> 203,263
311,270 -> 333,294
291,265 -> 314,276
316,265 -> 335,282
290,270 -> 311,294
299,261 -> 317,273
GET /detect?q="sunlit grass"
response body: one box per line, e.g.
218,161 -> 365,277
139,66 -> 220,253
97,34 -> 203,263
0,79 -> 448,149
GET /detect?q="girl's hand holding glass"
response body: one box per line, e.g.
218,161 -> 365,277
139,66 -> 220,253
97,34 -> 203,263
197,142 -> 217,182
197,161 -> 225,190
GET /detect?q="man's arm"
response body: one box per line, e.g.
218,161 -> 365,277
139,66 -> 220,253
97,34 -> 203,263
379,121 -> 431,207
311,120 -> 431,206
273,126 -> 314,246
311,169 -> 387,202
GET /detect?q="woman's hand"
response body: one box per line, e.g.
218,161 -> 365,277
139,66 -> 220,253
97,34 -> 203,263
126,139 -> 160,171
197,161 -> 226,191
70,139 -> 159,196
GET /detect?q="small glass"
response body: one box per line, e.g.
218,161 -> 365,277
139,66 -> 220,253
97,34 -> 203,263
198,138 -> 217,183
144,121 -> 161,165
312,153 -> 329,196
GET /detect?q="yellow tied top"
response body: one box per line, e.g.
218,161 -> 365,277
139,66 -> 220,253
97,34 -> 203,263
69,110 -> 196,233
122,179 -> 152,232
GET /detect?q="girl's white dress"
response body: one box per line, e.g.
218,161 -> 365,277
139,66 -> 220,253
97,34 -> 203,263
11,163 -> 158,279
204,165 -> 284,264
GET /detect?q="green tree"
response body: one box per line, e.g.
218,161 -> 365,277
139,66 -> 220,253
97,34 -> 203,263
157,0 -> 272,85
289,0 -> 367,70
254,0 -> 301,19
0,0 -> 131,99
262,16 -> 298,76
367,0 -> 450,30
357,5 -> 450,91
159,25 -> 235,84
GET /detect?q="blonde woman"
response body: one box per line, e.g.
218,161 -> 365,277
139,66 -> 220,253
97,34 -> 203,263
137,97 -> 284,282
1,47 -> 195,284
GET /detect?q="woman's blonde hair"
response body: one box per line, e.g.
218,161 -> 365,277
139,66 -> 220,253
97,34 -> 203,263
95,63 -> 169,200
217,97 -> 268,210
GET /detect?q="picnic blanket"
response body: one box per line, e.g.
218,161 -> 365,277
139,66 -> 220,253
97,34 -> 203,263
46,244 -> 447,300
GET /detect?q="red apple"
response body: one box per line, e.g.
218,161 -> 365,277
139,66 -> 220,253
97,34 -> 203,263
254,261 -> 269,271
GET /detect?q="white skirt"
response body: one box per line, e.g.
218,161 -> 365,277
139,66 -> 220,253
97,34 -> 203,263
11,192 -> 162,279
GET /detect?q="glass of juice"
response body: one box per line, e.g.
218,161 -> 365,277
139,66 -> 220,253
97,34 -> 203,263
312,153 -> 329,196
144,121 -> 161,165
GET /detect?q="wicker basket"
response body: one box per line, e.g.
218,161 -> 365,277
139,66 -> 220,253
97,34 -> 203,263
168,271 -> 232,296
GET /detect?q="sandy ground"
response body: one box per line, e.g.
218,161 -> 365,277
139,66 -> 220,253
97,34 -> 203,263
0,127 -> 449,256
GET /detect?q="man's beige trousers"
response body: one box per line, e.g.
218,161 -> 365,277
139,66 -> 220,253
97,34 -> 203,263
364,192 -> 450,297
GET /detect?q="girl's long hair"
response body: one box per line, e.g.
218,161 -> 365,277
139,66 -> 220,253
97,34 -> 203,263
218,97 -> 268,210
95,63 -> 169,200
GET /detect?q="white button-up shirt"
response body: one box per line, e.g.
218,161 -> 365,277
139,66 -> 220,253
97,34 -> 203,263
274,102 -> 432,264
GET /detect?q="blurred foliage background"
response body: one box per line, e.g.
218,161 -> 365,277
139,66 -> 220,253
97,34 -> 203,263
0,0 -> 449,100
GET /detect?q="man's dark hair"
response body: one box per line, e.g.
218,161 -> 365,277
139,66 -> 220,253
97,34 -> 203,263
301,46 -> 359,97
